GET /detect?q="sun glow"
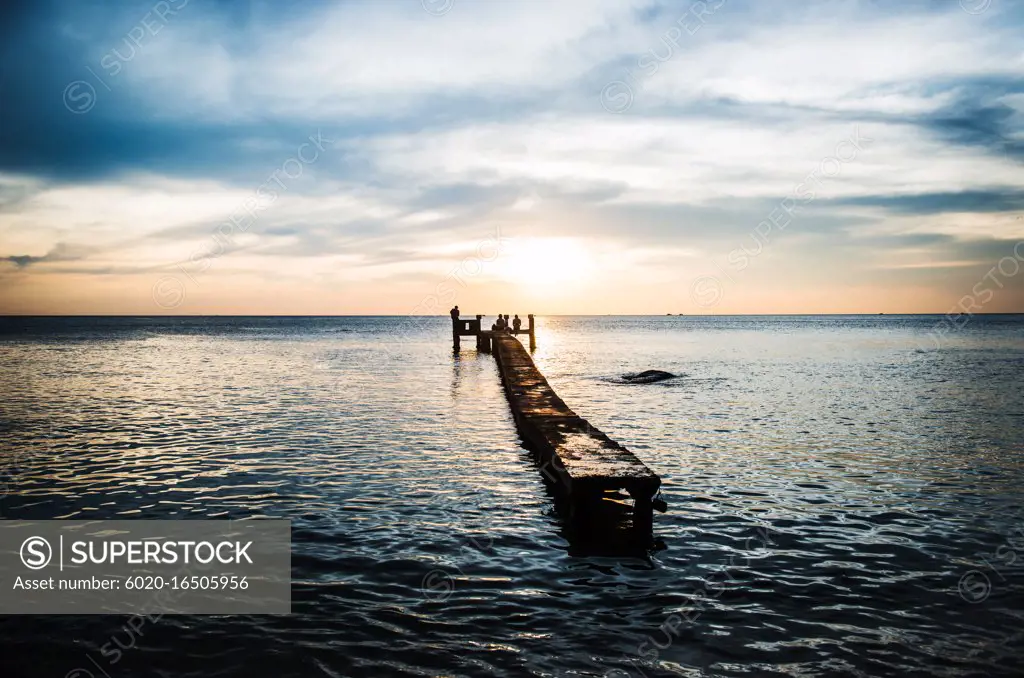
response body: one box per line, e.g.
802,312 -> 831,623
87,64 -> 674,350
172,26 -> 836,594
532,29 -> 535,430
493,237 -> 595,289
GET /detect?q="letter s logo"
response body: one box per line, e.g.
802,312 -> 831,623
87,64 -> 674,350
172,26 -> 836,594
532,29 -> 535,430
20,536 -> 53,570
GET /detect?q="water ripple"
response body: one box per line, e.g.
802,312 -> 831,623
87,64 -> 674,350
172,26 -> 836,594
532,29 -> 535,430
0,316 -> 1022,677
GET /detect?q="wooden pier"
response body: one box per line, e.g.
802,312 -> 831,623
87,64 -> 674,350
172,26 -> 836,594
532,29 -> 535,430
452,314 -> 536,351
452,315 -> 664,530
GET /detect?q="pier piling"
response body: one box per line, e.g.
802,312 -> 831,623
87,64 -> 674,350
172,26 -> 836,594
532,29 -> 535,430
451,314 -> 483,352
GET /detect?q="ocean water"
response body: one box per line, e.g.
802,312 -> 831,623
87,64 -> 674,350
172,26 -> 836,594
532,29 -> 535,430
0,315 -> 1022,678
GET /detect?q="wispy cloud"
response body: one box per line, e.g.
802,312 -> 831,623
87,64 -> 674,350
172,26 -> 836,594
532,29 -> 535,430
3,242 -> 88,269
1,0 -> 1022,313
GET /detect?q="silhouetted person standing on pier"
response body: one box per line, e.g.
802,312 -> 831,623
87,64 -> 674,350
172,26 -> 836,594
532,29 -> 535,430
495,314 -> 505,330
450,305 -> 460,322
513,315 -> 521,332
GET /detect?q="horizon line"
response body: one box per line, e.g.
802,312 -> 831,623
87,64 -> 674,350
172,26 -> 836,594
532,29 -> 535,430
3,313 -> 1024,318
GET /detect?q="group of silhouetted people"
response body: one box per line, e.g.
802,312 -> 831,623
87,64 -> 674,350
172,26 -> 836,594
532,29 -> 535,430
449,306 -> 522,333
492,313 -> 521,333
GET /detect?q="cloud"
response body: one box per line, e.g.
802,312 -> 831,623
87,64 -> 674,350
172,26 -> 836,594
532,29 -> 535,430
3,242 -> 88,269
836,189 -> 1024,214
0,0 -> 1022,313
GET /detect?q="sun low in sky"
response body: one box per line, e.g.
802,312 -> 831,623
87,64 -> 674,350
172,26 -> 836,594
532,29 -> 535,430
0,0 -> 1022,315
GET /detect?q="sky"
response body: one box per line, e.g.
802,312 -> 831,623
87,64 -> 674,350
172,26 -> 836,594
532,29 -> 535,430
0,0 -> 1022,315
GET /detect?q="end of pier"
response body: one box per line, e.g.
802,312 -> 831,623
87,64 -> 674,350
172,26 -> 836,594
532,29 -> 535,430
451,313 -> 665,531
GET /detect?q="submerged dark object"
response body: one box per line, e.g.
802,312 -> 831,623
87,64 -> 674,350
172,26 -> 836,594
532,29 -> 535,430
621,369 -> 676,384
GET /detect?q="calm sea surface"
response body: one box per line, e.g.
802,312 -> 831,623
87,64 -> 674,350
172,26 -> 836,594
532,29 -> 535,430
1,315 -> 1022,678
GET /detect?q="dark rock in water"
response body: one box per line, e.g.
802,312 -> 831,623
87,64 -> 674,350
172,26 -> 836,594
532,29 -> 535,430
622,369 -> 676,384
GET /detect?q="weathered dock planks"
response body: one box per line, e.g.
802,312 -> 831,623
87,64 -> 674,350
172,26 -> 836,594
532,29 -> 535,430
488,332 -> 664,527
